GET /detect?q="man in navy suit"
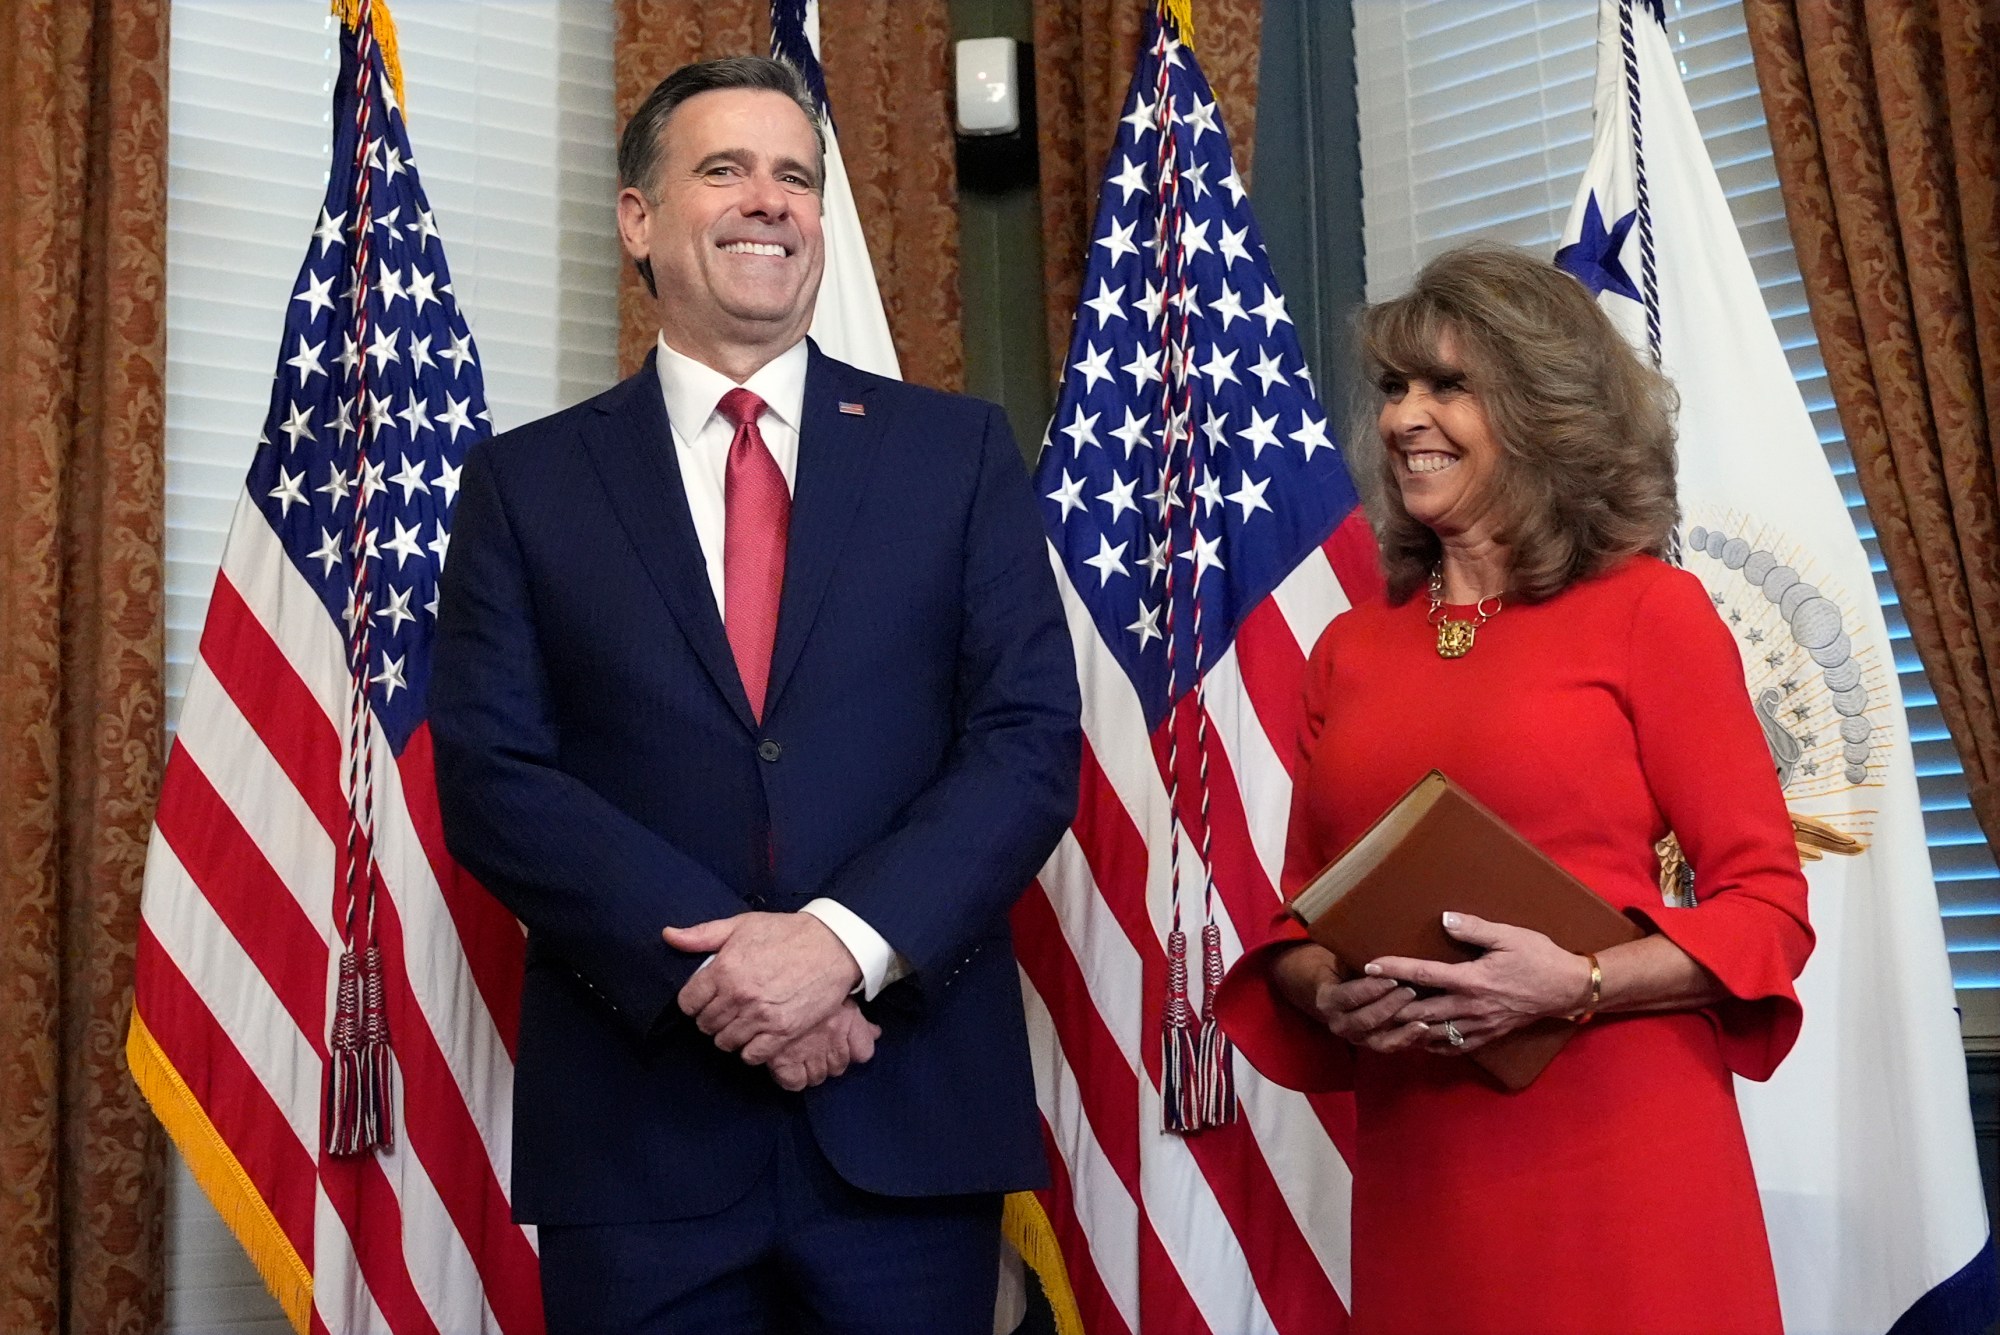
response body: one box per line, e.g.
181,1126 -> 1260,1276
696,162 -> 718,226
431,54 -> 1080,1335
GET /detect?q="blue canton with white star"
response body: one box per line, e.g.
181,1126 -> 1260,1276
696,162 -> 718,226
1032,12 -> 1362,731
242,22 -> 490,753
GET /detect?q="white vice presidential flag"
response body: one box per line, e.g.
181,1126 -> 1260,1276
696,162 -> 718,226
1555,2 -> 1995,1332
769,0 -> 901,379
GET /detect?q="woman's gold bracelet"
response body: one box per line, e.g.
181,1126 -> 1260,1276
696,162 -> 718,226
1572,953 -> 1602,1025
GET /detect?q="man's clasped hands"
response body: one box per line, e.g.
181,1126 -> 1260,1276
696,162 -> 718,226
663,912 -> 880,1092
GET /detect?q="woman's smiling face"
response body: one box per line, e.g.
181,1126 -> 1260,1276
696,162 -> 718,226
1377,331 -> 1508,546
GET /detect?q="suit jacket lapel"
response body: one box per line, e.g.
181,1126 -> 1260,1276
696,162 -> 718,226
765,344 -> 887,717
580,353 -> 758,732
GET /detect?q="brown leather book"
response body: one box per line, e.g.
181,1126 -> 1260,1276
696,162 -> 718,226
1286,769 -> 1646,1090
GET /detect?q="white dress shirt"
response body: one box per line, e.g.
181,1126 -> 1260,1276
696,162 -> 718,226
654,335 -> 909,999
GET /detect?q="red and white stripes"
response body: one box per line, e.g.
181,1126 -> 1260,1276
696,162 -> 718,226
136,490 -> 541,1335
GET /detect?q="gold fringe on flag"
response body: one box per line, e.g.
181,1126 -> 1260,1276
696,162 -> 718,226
1163,0 -> 1197,49
331,0 -> 408,115
1002,1191 -> 1087,1335
127,1010 -> 314,1335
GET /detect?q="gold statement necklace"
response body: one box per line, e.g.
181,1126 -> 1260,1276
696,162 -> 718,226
1427,566 -> 1503,658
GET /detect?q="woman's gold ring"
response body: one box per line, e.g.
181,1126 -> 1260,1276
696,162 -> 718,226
1442,1020 -> 1466,1048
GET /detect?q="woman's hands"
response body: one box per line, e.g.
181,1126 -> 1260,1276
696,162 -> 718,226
1367,912 -> 1590,1054
1270,941 -> 1434,1053
1271,912 -> 1592,1056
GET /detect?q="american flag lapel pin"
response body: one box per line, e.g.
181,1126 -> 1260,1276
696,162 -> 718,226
838,400 -> 866,416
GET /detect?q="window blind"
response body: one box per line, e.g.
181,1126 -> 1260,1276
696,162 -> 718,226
1354,0 -> 2000,1016
162,4 -> 618,1328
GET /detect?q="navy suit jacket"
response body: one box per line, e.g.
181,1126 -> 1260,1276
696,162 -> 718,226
430,344 -> 1080,1225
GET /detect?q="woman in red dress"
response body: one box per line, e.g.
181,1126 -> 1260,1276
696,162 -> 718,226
1216,245 -> 1813,1335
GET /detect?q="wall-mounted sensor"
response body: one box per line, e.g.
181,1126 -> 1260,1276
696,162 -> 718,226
956,37 -> 1021,136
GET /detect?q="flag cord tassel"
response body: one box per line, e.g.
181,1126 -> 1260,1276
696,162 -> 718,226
1161,929 -> 1203,1130
1196,921 -> 1236,1123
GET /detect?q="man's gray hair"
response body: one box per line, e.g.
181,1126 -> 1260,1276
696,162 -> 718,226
618,55 -> 825,201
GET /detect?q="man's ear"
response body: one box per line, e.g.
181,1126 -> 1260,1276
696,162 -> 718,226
615,186 -> 657,298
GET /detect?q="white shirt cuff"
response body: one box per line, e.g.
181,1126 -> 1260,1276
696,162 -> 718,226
801,898 -> 910,1000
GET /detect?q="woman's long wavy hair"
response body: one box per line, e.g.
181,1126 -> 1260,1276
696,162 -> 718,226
1355,244 -> 1681,604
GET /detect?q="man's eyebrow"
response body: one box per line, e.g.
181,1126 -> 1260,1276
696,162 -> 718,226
690,148 -> 754,173
686,148 -> 820,187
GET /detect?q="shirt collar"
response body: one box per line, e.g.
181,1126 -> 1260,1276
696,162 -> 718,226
654,335 -> 810,443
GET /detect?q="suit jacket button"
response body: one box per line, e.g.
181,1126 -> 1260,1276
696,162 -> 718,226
757,740 -> 782,763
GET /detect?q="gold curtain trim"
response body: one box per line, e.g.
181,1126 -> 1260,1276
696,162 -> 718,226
1164,0 -> 1197,48
1003,1190 -> 1086,1335
331,0 -> 408,115
127,1009 -> 314,1335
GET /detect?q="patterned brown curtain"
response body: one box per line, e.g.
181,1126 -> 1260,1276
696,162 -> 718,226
1746,0 -> 2000,847
615,0 -> 964,391
1031,0 -> 1264,386
0,1 -> 170,1332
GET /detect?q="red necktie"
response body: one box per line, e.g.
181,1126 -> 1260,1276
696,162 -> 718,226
718,387 -> 788,721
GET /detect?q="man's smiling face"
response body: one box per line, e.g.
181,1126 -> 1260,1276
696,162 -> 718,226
624,86 -> 825,369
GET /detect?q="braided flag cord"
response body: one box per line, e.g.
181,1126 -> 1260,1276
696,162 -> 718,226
130,3 -> 546,1330
1018,3 -> 1382,1330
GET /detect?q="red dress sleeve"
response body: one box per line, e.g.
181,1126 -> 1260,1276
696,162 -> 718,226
1621,569 -> 1815,1080
1216,621 -> 1356,1091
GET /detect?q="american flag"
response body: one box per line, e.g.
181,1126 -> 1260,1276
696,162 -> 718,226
1018,6 -> 1381,1333
128,4 -> 543,1332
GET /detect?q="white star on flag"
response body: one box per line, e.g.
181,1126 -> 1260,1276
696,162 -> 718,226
1226,471 -> 1271,520
287,337 -> 328,385
295,271 -> 337,319
1251,283 -> 1291,333
1082,534 -> 1130,587
1122,345 -> 1164,390
1110,407 -> 1153,460
1248,348 -> 1287,391
1072,344 -> 1115,394
1109,155 -> 1149,203
1289,413 -> 1331,459
1059,406 -> 1102,454
1084,279 -> 1128,329
1097,471 -> 1140,521
279,402 -> 316,450
375,583 -> 416,634
1238,405 -> 1281,458
1198,345 -> 1239,393
1046,470 -> 1088,520
438,393 -> 474,443
268,467 -> 308,515
370,651 -> 407,701
1097,217 -> 1140,265
389,454 -> 430,501
438,330 -> 476,376
365,327 -> 400,372
382,516 -> 425,568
